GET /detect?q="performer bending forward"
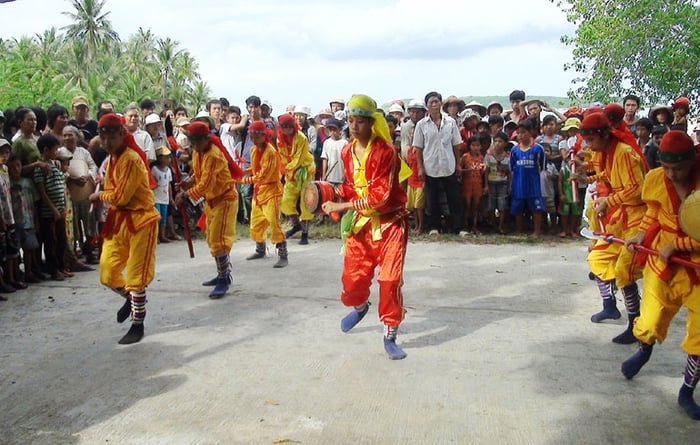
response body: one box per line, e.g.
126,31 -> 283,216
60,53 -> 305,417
322,94 -> 410,360
90,113 -> 160,345
175,121 -> 244,299
621,131 -> 700,420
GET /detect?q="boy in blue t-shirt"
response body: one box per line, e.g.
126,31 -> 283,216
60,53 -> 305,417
509,119 -> 545,238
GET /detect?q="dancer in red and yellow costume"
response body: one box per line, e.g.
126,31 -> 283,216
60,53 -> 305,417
89,113 -> 160,345
277,113 -> 315,244
321,94 -> 410,360
174,121 -> 244,299
580,113 -> 647,344
241,121 -> 288,268
621,130 -> 700,420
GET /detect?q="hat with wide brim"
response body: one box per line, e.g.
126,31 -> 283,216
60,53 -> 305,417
486,101 -> 503,114
442,96 -> 466,112
561,117 -> 582,131
464,100 -> 487,117
521,99 -> 545,114
192,111 -> 215,129
649,104 -> 673,123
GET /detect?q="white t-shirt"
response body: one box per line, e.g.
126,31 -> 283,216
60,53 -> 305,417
321,138 -> 347,184
220,122 -> 242,163
150,165 -> 172,205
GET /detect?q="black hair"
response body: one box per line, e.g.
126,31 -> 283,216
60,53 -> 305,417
219,97 -> 230,108
96,109 -> 111,120
478,133 -> 492,148
140,98 -> 156,110
635,117 -> 653,132
7,152 -> 19,163
623,94 -> 641,107
47,103 -> 69,128
651,125 -> 668,137
15,107 -> 34,125
174,106 -> 188,117
245,96 -> 261,107
37,133 -> 60,151
517,118 -> 535,132
385,115 -> 399,126
228,106 -> 242,115
466,135 -> 481,148
488,114 -> 504,126
424,91 -> 442,105
97,100 -> 114,110
542,115 -> 557,126
31,106 -> 47,133
493,131 -> 509,142
206,99 -> 222,111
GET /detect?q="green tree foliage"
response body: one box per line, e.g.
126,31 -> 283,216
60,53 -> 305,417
0,0 -> 209,114
556,0 -> 700,107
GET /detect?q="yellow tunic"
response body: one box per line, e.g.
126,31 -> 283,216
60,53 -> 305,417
243,143 -> 284,244
98,148 -> 160,292
633,166 -> 700,353
187,144 -> 239,256
279,132 -> 315,220
586,140 -> 646,285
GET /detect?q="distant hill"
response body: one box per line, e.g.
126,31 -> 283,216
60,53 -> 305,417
382,96 -> 572,111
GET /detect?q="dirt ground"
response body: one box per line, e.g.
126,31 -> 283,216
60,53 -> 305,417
0,237 -> 697,444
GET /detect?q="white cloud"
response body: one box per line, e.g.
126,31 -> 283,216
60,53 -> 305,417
0,0 -> 576,112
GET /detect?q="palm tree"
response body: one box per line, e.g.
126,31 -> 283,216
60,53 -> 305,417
61,0 -> 120,65
155,37 -> 184,101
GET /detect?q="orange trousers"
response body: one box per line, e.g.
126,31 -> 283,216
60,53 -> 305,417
341,216 -> 408,327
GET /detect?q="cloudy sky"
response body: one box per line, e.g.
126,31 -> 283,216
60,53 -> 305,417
0,0 -> 577,113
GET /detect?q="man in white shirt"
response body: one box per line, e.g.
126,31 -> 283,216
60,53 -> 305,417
412,91 -> 464,235
123,105 -> 155,161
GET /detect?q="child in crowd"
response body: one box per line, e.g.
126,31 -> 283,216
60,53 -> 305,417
151,145 -> 174,244
558,150 -> 581,237
510,119 -> 545,238
320,118 -> 347,187
406,143 -> 425,234
8,153 -> 40,283
540,143 -> 559,232
460,136 -> 487,234
57,150 -> 85,274
484,132 -> 511,233
34,134 -> 68,281
0,141 -> 23,295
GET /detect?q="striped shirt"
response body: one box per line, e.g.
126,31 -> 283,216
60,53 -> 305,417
33,161 -> 66,218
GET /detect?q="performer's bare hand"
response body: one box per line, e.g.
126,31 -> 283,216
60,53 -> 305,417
178,177 -> 194,191
322,201 -> 345,214
625,232 -> 645,252
594,197 -> 608,217
174,191 -> 186,207
658,242 -> 676,265
88,192 -> 101,203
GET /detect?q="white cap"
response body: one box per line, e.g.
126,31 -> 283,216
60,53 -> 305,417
388,103 -> 405,114
329,97 -> 345,105
144,113 -> 161,126
334,110 -> 346,121
262,100 -> 273,110
293,105 -> 311,116
406,99 -> 426,111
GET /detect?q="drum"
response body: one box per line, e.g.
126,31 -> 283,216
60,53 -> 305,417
303,180 -> 338,214
680,189 -> 700,242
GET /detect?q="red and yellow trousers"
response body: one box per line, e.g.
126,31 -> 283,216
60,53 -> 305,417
341,216 -> 408,327
634,267 -> 700,355
100,221 -> 157,293
204,198 -> 238,257
250,196 -> 285,244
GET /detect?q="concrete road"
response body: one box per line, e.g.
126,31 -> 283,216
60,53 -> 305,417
0,237 -> 697,444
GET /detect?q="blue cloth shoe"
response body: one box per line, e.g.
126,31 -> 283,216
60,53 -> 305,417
621,344 -> 653,379
384,337 -> 407,360
340,303 -> 370,332
202,276 -> 218,286
678,385 -> 700,420
209,275 -> 231,299
591,298 -> 621,323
